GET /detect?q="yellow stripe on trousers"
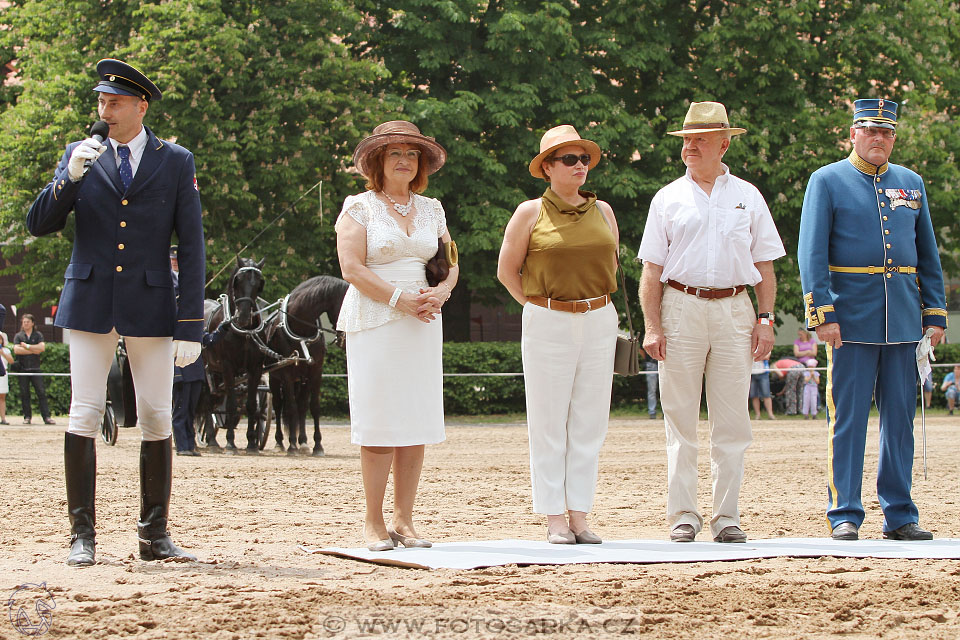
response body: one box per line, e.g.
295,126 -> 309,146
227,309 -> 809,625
825,343 -> 839,519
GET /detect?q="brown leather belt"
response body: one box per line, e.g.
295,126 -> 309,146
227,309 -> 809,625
667,280 -> 746,300
527,294 -> 609,314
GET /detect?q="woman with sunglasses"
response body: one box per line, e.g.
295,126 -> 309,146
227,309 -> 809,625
497,125 -> 619,544
336,121 -> 458,551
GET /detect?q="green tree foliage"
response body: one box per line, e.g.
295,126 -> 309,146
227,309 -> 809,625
0,0 -> 386,306
349,0 -> 960,333
1,0 -> 958,333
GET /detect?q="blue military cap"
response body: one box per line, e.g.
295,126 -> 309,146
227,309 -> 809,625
853,98 -> 898,130
94,58 -> 162,102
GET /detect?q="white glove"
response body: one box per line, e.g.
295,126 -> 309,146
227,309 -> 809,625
916,327 -> 936,381
173,340 -> 202,367
67,137 -> 108,182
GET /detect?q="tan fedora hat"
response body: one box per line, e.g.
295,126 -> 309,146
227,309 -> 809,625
352,120 -> 447,178
528,125 -> 602,179
667,102 -> 746,136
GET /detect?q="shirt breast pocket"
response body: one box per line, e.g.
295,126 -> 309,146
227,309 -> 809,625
719,207 -> 751,243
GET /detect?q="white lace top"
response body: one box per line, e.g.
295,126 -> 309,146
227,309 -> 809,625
336,190 -> 448,332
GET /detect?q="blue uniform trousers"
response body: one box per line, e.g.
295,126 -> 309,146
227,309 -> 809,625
826,342 -> 919,532
172,380 -> 202,452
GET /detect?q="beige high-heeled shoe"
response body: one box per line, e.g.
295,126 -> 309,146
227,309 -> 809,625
388,527 -> 433,548
362,526 -> 395,552
546,529 -> 576,544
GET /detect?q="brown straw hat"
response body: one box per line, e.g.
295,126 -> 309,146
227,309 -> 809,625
352,120 -> 447,178
528,125 -> 602,179
666,101 -> 746,136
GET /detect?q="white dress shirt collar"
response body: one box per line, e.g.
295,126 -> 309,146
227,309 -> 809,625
109,126 -> 148,177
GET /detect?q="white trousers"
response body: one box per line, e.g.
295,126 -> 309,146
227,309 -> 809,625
659,286 -> 754,537
521,302 -> 617,515
66,329 -> 174,441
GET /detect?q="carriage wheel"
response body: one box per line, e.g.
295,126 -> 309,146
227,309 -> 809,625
100,404 -> 118,446
258,389 -> 272,450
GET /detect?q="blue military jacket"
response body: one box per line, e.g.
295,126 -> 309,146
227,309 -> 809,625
26,126 -> 205,342
798,152 -> 947,344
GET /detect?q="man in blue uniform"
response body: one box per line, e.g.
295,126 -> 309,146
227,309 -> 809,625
27,59 -> 205,565
798,99 -> 947,541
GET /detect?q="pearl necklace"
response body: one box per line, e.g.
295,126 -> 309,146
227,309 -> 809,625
383,191 -> 413,217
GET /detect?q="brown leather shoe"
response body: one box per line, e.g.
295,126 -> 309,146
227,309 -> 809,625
670,524 -> 696,542
713,526 -> 747,543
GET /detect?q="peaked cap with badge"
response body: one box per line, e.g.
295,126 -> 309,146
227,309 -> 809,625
27,58 -> 205,342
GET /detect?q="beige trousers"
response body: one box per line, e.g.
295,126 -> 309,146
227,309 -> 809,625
521,302 -> 617,515
66,329 -> 174,441
659,285 -> 754,537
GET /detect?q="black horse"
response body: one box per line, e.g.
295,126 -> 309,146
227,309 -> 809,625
264,275 -> 348,456
200,257 -> 267,453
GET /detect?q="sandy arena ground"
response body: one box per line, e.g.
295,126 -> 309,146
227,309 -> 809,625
2,413 -> 960,639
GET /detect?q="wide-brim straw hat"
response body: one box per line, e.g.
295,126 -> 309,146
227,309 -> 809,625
528,125 -> 602,179
667,101 -> 746,136
352,120 -> 447,178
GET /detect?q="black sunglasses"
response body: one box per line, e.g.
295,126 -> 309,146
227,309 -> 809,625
552,153 -> 591,167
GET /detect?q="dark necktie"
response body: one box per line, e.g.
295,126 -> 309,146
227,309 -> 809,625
118,145 -> 133,191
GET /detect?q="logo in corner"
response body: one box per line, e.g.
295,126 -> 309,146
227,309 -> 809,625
7,583 -> 56,636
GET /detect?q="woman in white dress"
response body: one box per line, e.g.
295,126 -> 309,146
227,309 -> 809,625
335,121 -> 458,551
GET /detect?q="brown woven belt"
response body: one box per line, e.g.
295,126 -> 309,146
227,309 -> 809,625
527,294 -> 610,314
667,280 -> 746,300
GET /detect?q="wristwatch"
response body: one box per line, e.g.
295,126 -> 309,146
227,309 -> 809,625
758,312 -> 775,321
757,312 -> 775,326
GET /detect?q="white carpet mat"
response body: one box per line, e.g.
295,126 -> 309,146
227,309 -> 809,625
299,537 -> 960,570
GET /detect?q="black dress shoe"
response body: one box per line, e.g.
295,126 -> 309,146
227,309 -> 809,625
883,523 -> 933,541
831,522 -> 859,540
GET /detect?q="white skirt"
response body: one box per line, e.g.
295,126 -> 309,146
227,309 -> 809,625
0,374 -> 7,395
345,315 -> 445,446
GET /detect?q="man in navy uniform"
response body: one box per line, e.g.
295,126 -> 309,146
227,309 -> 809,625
27,59 -> 205,565
798,99 -> 947,542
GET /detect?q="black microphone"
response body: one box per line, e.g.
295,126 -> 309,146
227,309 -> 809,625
83,120 -> 111,170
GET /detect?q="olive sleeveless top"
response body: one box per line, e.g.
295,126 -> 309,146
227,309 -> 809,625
521,188 -> 618,300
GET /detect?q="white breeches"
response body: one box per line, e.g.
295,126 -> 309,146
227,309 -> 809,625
66,329 -> 174,442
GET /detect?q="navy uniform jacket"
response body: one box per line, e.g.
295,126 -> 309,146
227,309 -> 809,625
798,152 -> 947,343
26,126 -> 205,342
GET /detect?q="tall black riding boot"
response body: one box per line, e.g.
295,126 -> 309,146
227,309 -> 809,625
137,437 -> 196,561
64,433 -> 96,566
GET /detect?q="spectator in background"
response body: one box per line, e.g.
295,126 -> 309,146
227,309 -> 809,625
750,347 -> 775,420
773,357 -> 806,416
940,365 -> 960,416
801,362 -> 821,419
0,332 -> 12,424
13,314 -> 54,425
793,329 -> 819,367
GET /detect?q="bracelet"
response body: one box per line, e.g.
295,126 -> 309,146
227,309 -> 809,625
388,287 -> 402,308
757,317 -> 773,326
438,282 -> 451,303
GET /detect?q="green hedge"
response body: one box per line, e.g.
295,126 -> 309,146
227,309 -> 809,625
18,340 -> 957,418
316,341 -> 650,417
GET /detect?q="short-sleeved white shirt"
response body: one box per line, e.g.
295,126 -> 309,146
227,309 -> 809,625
637,164 -> 785,288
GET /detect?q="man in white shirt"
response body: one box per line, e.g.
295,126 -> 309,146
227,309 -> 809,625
638,102 -> 785,543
